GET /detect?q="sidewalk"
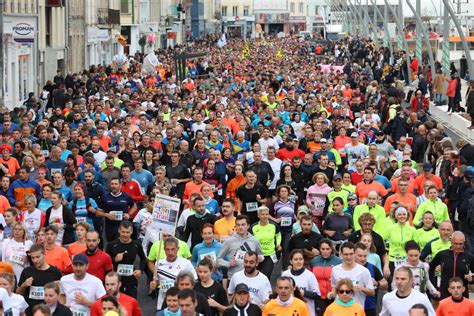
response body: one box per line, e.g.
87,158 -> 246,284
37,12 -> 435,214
428,79 -> 474,143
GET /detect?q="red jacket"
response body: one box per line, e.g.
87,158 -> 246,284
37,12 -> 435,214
276,147 -> 305,162
411,96 -> 429,112
90,293 -> 141,316
121,179 -> 145,203
446,78 -> 457,97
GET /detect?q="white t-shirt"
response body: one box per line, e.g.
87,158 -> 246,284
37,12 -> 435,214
1,238 -> 33,280
345,143 -> 368,172
258,138 -> 279,159
380,289 -> 436,316
228,271 -> 273,308
156,257 -> 197,309
282,269 -> 320,316
331,263 -> 374,307
265,158 -> 283,190
2,292 -> 28,316
191,122 -> 206,134
22,209 -> 43,240
49,206 -> 65,244
133,208 -> 153,239
60,273 -> 106,316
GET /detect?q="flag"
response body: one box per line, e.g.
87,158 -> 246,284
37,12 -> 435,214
217,33 -> 227,48
241,42 -> 250,59
276,48 -> 284,58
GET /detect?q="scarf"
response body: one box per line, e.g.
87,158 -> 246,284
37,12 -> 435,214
163,308 -> 181,316
194,210 -> 209,219
233,303 -> 250,316
276,295 -> 294,307
335,297 -> 355,307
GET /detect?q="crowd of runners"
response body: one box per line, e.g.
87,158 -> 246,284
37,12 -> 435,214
0,33 -> 473,316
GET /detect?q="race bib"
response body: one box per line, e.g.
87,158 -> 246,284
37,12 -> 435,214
117,264 -> 134,276
76,217 -> 87,224
394,256 -> 406,267
71,305 -> 88,316
237,154 -> 244,161
270,253 -> 278,263
161,279 -> 175,291
9,252 -> 25,265
235,249 -> 246,262
110,211 -> 123,221
210,184 -> 216,191
42,150 -> 50,158
314,201 -> 325,209
217,188 -> 223,196
199,252 -> 217,262
281,217 -> 292,227
246,202 -> 258,212
29,286 -> 45,300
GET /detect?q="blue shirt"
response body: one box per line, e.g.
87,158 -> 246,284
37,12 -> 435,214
131,169 -> 155,193
191,239 -> 223,281
205,199 -> 220,215
375,175 -> 392,190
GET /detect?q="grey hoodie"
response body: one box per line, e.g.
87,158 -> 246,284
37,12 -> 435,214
217,232 -> 263,278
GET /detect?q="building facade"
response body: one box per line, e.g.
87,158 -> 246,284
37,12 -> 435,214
120,0 -> 140,55
67,0 -> 85,72
221,0 -> 255,38
38,0 -> 67,93
289,0 -> 308,33
1,0 -> 39,109
253,0 -> 290,35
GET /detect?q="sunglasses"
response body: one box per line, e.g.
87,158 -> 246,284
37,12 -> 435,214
338,290 -> 352,294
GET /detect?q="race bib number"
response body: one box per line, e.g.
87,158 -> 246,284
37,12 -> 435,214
217,188 -> 223,196
42,150 -> 50,158
235,249 -> 246,262
161,279 -> 174,291
210,184 -> 216,191
110,211 -> 123,221
117,264 -> 134,276
314,201 -> 325,209
246,202 -> 258,212
281,217 -> 292,227
199,252 -> 217,262
270,253 -> 278,263
76,217 -> 87,224
71,305 -> 88,316
9,252 -> 25,265
394,256 -> 406,267
237,154 -> 244,161
29,286 -> 45,300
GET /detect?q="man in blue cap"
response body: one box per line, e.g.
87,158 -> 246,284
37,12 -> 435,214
60,254 -> 106,316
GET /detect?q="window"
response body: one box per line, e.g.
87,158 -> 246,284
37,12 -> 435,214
232,6 -> 238,17
290,2 -> 295,13
120,0 -> 130,14
243,6 -> 249,16
299,2 -> 303,13
45,6 -> 52,46
315,6 -> 318,15
221,6 -> 227,17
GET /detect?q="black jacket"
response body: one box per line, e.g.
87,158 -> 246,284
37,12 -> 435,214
45,205 -> 77,245
222,303 -> 262,316
429,249 -> 474,299
52,303 -> 73,316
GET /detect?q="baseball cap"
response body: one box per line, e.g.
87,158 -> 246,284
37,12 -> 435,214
333,173 -> 342,181
350,132 -> 359,138
465,170 -> 474,180
363,121 -> 371,126
72,253 -> 89,265
235,283 -> 250,293
422,163 -> 433,171
286,135 -> 294,142
402,156 -> 411,162
376,131 -> 384,136
389,156 -> 398,162
297,205 -> 309,215
321,138 -> 327,143
348,193 -> 358,200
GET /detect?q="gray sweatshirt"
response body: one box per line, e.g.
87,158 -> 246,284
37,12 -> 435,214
217,232 -> 263,278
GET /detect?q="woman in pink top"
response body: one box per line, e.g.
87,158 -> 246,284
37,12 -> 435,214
306,172 -> 333,229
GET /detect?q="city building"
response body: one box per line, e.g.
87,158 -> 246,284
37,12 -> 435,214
38,0 -> 67,94
1,0 -> 39,109
120,0 -> 140,54
221,0 -> 255,38
289,0 -> 308,33
253,0 -> 290,35
67,0 -> 85,72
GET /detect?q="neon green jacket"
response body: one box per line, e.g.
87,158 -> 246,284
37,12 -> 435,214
353,204 -> 387,236
386,223 -> 416,262
413,199 -> 449,227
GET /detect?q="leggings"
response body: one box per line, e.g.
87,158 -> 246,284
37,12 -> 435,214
258,255 -> 275,280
